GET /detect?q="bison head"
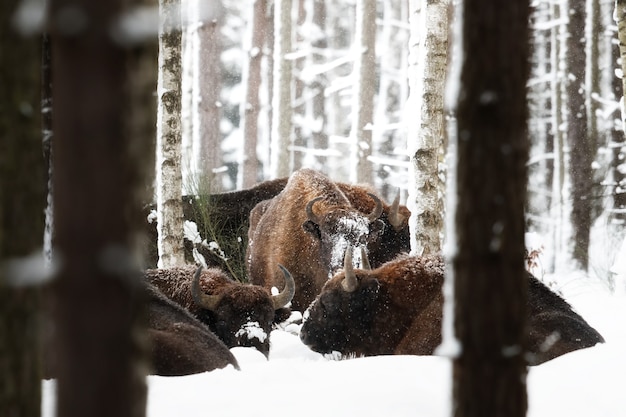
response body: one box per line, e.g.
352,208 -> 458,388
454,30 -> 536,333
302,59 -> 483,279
302,194 -> 384,277
299,247 -> 382,356
192,265 -> 295,357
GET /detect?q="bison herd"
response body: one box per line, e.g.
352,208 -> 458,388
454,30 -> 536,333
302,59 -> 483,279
47,168 -> 606,377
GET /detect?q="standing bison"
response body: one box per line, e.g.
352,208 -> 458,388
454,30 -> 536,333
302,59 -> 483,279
246,169 -> 387,311
145,265 -> 294,357
300,248 -> 605,365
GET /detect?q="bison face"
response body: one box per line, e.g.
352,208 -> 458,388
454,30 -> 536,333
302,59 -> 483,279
302,195 -> 384,276
300,270 -> 381,356
201,286 -> 277,356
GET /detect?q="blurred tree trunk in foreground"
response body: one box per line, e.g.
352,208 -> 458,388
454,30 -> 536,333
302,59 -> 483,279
49,0 -> 154,416
0,1 -> 45,416
452,1 -> 530,416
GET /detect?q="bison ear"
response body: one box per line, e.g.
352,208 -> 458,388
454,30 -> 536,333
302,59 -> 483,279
302,220 -> 321,239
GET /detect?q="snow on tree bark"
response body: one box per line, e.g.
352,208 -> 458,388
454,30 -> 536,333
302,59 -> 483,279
406,0 -> 448,256
567,0 -> 592,271
157,0 -> 185,268
452,1 -> 530,416
349,0 -> 376,184
613,1 -> 626,220
270,0 -> 293,178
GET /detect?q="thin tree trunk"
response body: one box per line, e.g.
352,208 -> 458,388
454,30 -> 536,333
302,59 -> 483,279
567,0 -> 592,270
241,0 -> 268,187
194,3 -> 222,190
350,0 -> 376,184
613,0 -> 626,220
157,0 -> 185,267
453,1 -> 530,416
270,0 -> 293,178
49,0 -> 151,416
0,1 -> 45,415
406,0 -> 447,256
310,0 -> 328,169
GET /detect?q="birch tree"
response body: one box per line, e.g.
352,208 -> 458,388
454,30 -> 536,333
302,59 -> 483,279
453,0 -> 530,415
157,0 -> 185,267
406,0 -> 448,256
349,0 -> 377,184
49,0 -> 152,415
0,2 -> 45,414
270,0 -> 293,178
613,0 -> 626,220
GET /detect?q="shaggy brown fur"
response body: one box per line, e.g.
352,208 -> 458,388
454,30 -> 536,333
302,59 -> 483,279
146,283 -> 239,376
300,253 -> 604,365
145,266 -> 291,357
247,169 -> 388,312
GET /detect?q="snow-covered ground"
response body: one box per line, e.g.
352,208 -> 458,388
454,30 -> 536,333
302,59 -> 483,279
42,267 -> 626,417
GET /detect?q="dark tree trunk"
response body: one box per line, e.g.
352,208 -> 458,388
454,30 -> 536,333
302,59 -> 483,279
567,0 -> 592,270
48,0 -> 154,416
452,1 -> 530,417
0,2 -> 46,416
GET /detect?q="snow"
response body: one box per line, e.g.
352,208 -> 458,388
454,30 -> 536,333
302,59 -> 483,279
42,266 -> 626,417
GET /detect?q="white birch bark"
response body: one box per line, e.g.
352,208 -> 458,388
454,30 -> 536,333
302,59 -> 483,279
615,0 -> 626,131
349,0 -> 376,184
270,0 -> 293,178
406,0 -> 448,256
156,0 -> 185,268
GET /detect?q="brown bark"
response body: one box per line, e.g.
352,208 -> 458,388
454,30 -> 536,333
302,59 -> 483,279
0,2 -> 46,415
49,0 -> 152,416
567,0 -> 592,270
453,1 -> 530,416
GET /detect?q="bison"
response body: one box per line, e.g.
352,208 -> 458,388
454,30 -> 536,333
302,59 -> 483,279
299,248 -> 605,365
145,264 -> 295,357
246,168 -> 389,312
146,282 -> 239,376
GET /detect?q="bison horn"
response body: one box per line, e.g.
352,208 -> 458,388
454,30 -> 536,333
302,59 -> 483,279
341,247 -> 358,292
305,196 -> 324,224
360,247 -> 371,270
366,193 -> 384,222
191,266 -> 222,311
388,190 -> 405,230
272,264 -> 296,309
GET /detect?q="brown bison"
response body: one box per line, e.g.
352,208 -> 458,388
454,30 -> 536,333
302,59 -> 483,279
145,265 -> 295,357
299,248 -> 605,365
247,169 -> 389,311
146,283 -> 239,376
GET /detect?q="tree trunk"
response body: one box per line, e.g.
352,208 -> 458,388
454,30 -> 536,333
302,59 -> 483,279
49,0 -> 152,416
310,0 -> 329,169
567,0 -> 592,270
406,0 -> 447,256
270,0 -> 293,178
241,0 -> 268,187
0,2 -> 46,415
194,3 -> 223,190
350,0 -> 376,184
452,1 -> 530,416
613,0 -> 626,220
157,0 -> 185,267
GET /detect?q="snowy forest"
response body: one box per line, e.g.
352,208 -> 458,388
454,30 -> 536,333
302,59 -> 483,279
2,0 -> 626,417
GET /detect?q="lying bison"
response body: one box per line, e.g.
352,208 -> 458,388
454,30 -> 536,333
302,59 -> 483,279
145,265 -> 295,357
247,168 -> 412,312
300,248 -> 605,365
146,283 -> 239,376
